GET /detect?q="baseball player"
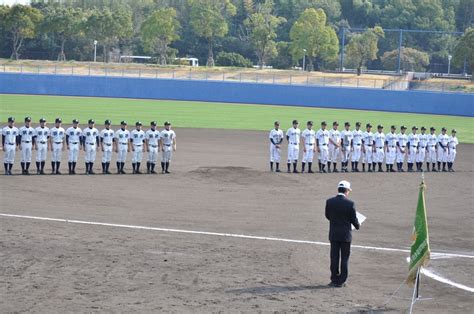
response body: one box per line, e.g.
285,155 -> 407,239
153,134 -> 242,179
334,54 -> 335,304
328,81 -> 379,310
328,121 -> 341,173
362,123 -> 375,172
417,127 -> 428,172
374,125 -> 386,172
396,126 -> 408,172
385,125 -> 398,172
19,116 -> 35,175
269,121 -> 284,172
66,119 -> 82,175
351,122 -> 363,172
340,122 -> 353,173
131,121 -> 146,174
447,129 -> 459,172
49,118 -> 65,174
82,119 -> 100,175
2,117 -> 19,175
100,119 -> 115,174
286,120 -> 301,173
426,127 -> 438,172
316,121 -> 330,173
437,127 -> 450,172
115,121 -> 131,174
301,121 -> 316,173
160,121 -> 176,174
146,121 -> 161,174
407,126 -> 419,172
33,118 -> 49,175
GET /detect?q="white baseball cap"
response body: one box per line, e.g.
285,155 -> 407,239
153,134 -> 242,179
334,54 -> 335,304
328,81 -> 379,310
338,180 -> 352,191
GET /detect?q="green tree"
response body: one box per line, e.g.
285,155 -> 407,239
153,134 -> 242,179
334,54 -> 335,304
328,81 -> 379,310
188,0 -> 237,67
140,8 -> 180,65
289,8 -> 338,71
244,0 -> 286,69
86,7 -> 133,62
216,51 -> 253,67
270,41 -> 293,69
381,47 -> 430,72
41,6 -> 86,61
453,28 -> 474,79
0,5 -> 43,60
345,26 -> 384,75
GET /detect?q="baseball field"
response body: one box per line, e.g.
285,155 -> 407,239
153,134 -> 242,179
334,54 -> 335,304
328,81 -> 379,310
1,93 -> 473,312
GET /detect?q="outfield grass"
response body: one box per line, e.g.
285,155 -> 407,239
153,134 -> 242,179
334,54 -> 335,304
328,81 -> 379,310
1,94 -> 473,143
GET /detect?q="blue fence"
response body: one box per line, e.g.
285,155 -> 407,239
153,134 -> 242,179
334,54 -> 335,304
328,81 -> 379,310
1,73 -> 472,117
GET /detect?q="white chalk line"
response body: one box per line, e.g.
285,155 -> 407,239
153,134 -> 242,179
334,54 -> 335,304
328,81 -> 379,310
1,213 -> 473,260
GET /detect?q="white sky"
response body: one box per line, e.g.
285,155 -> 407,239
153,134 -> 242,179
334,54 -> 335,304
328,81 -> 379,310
0,0 -> 31,5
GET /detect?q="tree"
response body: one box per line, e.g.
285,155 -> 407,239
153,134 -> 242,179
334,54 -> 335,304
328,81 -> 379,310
289,8 -> 338,71
140,8 -> 180,65
188,0 -> 237,67
86,7 -> 133,62
270,41 -> 293,69
41,6 -> 86,61
345,26 -> 384,75
216,51 -> 253,67
244,0 -> 286,69
381,47 -> 429,72
0,5 -> 43,60
453,28 -> 474,79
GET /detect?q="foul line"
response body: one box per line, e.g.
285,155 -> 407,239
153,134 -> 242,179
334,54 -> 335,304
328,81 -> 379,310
1,213 -> 473,260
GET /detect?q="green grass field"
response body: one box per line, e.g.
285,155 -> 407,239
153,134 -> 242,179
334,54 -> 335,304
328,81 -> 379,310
1,94 -> 473,143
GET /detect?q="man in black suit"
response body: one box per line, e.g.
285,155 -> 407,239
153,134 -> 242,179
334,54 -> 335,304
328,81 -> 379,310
325,180 -> 360,287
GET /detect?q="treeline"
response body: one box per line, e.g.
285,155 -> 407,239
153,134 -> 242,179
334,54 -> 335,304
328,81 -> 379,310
0,0 -> 473,74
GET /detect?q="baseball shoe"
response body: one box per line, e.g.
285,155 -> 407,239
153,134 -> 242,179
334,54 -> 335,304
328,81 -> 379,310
89,170 -> 95,175
56,170 -> 62,175
135,171 -> 142,174
165,170 -> 170,174
120,170 -> 126,174
333,169 -> 339,173
308,170 -> 314,173
37,170 -> 41,175
151,170 -> 158,174
293,170 -> 299,173
275,169 -> 281,172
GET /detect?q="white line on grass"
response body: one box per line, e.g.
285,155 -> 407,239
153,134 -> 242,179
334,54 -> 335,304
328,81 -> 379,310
1,213 -> 473,259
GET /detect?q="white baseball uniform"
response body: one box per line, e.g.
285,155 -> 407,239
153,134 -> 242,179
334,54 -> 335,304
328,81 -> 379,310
115,128 -> 130,162
417,133 -> 428,163
316,128 -> 330,164
437,133 -> 449,162
19,125 -> 35,163
100,128 -> 115,163
407,133 -> 419,164
447,135 -> 458,163
2,126 -> 19,164
385,132 -> 398,165
362,131 -> 375,164
50,126 -> 65,162
269,128 -> 284,163
286,127 -> 301,162
397,132 -> 408,163
146,128 -> 161,164
341,130 -> 353,163
351,129 -> 363,162
131,129 -> 146,163
35,126 -> 50,162
328,129 -> 341,163
374,132 -> 386,163
161,129 -> 176,163
66,126 -> 82,162
302,128 -> 316,163
426,133 -> 438,163
82,127 -> 99,163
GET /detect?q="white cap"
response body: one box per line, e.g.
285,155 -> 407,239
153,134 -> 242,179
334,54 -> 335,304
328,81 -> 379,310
338,180 -> 352,191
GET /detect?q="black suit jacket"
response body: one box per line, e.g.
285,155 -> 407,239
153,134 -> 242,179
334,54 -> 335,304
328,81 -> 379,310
325,195 -> 360,242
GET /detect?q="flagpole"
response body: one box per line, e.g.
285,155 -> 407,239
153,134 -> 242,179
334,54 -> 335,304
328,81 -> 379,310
409,267 -> 421,314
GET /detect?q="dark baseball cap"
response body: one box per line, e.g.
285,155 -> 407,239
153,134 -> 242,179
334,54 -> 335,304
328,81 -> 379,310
136,121 -> 142,126
421,126 -> 426,130
333,121 -> 339,126
321,121 -> 327,126
150,121 -> 157,126
307,120 -> 313,125
24,116 -> 32,122
344,122 -> 350,126
55,118 -> 62,123
39,117 -> 46,123
355,122 -> 361,126
401,125 -> 407,130
452,129 -> 457,133
391,125 -> 396,129
121,120 -> 127,125
88,119 -> 95,124
105,119 -> 111,125
8,117 -> 15,122
441,127 -> 447,131
164,121 -> 171,126
377,124 -> 384,129
292,120 -> 298,125
72,119 -> 79,124
274,121 -> 280,125
430,127 -> 436,131
412,126 -> 418,130
366,123 -> 372,128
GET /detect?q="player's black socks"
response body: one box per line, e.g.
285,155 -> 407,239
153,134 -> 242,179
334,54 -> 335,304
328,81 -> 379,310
51,161 -> 55,172
68,162 -> 72,173
165,162 -> 170,173
106,162 -> 110,173
333,163 -> 337,171
308,162 -> 312,172
426,162 -> 430,171
275,162 -> 279,171
132,163 -> 136,173
327,162 -> 331,172
102,162 -> 106,173
432,163 -> 436,171
293,162 -> 298,173
147,161 -> 151,173
270,161 -> 273,171
362,163 -> 365,171
386,164 -> 389,172
161,162 -> 165,171
117,162 -> 121,173
287,162 -> 291,172
136,162 -> 141,173
437,161 -> 441,170
4,163 -> 8,174
21,162 -> 25,173
442,162 -> 447,171
89,162 -> 94,174
301,162 -> 305,172
36,161 -> 40,171
318,162 -> 322,172
151,162 -> 156,172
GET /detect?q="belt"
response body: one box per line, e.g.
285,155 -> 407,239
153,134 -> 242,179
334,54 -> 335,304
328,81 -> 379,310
164,144 -> 171,146
307,143 -> 314,146
389,145 -> 396,148
22,141 -> 31,143
290,142 -> 298,145
7,142 -> 15,145
320,143 -> 327,146
86,142 -> 96,145
400,145 -> 406,148
120,142 -> 128,145
70,142 -> 78,144
377,147 -> 383,149
39,141 -> 46,144
355,143 -> 361,146
54,142 -> 62,144
134,144 -> 142,146
420,146 -> 426,148
104,143 -> 112,146
365,145 -> 372,147
428,145 -> 435,147
149,144 -> 158,148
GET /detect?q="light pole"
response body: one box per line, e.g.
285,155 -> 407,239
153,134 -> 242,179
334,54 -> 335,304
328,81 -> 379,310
93,40 -> 98,62
302,49 -> 307,71
447,54 -> 452,75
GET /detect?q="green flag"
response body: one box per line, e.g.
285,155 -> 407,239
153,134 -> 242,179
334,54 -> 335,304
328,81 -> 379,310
407,180 -> 430,285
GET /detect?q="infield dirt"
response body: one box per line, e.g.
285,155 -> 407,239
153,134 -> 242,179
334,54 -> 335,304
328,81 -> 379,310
1,128 -> 473,312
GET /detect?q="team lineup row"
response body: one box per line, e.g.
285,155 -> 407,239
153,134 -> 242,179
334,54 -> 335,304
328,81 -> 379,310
269,120 -> 459,173
1,116 -> 177,175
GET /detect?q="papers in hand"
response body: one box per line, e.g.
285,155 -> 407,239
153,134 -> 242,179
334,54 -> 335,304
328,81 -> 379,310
353,211 -> 366,230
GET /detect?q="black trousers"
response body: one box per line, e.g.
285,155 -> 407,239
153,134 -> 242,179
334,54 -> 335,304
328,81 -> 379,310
330,241 -> 351,285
